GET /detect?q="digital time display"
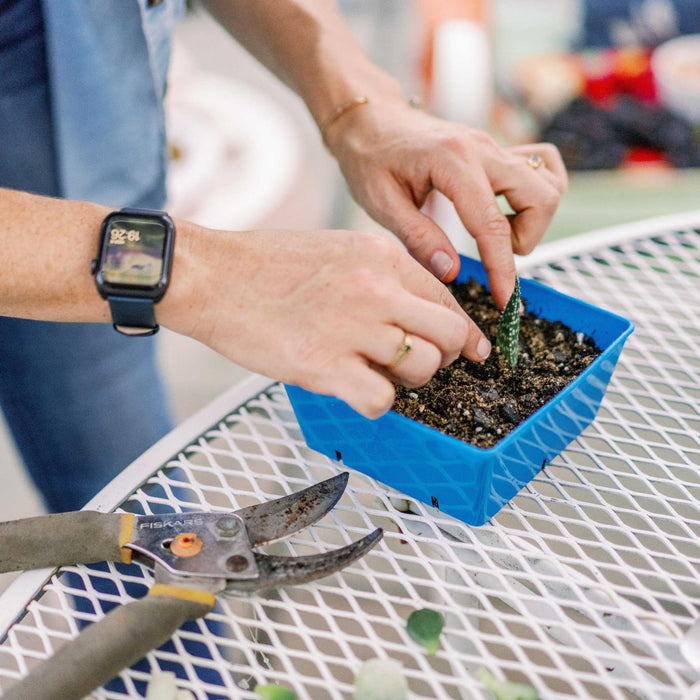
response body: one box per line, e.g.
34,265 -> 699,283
101,217 -> 168,288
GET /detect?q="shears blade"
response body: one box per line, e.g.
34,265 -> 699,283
237,472 -> 349,546
229,527 -> 383,593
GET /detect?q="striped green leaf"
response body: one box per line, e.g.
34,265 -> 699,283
496,276 -> 521,368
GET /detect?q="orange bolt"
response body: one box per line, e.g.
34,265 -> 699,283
169,532 -> 203,557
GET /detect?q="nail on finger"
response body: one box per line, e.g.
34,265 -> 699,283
477,337 -> 491,360
430,250 -> 453,280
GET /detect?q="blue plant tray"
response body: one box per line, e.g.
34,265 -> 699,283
285,256 -> 634,526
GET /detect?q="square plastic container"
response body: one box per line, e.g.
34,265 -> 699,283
285,256 -> 634,526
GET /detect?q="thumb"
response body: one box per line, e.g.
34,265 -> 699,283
371,182 -> 461,283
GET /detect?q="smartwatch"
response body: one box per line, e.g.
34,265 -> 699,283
91,207 -> 175,336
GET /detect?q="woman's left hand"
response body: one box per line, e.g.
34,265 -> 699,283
325,99 -> 568,310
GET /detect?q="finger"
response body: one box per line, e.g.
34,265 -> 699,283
516,157 -> 563,194
505,189 -> 559,255
505,182 -> 560,255
508,143 -> 568,193
364,179 -> 461,283
323,357 -> 396,419
431,160 -> 516,310
392,265 -> 492,362
392,292 -> 488,365
495,162 -> 562,256
376,294 -> 467,366
366,330 -> 442,387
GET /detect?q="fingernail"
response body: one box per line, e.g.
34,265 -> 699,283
477,337 -> 491,360
430,251 -> 453,280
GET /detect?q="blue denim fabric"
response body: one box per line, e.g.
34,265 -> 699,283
0,0 -> 181,511
0,319 -> 172,512
40,0 -> 185,207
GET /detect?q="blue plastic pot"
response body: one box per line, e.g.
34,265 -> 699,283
285,256 -> 634,526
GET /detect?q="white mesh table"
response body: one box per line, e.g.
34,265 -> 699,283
1,214 -> 699,699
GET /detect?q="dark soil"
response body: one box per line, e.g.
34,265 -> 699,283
392,278 -> 601,449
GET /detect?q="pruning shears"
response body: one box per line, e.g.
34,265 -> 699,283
0,472 -> 381,700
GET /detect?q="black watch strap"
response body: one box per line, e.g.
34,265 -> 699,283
106,207 -> 165,337
108,296 -> 158,336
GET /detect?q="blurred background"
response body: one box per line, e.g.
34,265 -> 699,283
2,0 -> 699,573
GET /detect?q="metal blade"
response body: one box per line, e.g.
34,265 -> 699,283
228,528 -> 383,593
237,472 -> 349,546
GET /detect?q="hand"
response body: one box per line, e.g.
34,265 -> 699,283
325,100 -> 568,310
163,227 -> 492,419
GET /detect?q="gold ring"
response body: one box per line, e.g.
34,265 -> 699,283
387,333 -> 412,372
526,154 -> 545,170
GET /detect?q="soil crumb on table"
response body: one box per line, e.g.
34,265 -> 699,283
392,278 -> 601,449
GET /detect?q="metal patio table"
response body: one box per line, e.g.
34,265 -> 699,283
0,213 -> 698,699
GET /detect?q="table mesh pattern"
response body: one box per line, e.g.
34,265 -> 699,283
0,228 -> 698,699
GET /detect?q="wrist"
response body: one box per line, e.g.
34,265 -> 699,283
301,31 -> 403,126
322,92 -> 412,155
156,218 -> 209,339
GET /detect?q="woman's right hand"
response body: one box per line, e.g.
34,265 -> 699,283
161,226 -> 492,419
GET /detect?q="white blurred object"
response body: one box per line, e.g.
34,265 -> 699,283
681,617 -> 700,673
652,33 -> 700,125
165,75 -> 304,230
353,658 -> 407,700
164,42 -> 317,232
429,19 -> 493,257
145,671 -> 195,700
431,19 -> 492,128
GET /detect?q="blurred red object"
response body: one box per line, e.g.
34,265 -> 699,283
513,47 -> 658,115
613,47 -> 656,103
582,49 -> 617,104
623,146 -> 668,167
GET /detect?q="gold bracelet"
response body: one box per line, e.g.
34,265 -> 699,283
319,95 -> 369,140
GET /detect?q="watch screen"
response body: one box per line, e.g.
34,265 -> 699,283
101,217 -> 168,288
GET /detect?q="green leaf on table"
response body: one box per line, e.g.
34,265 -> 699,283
254,684 -> 297,700
354,658 -> 407,700
406,608 -> 445,656
496,276 -> 521,368
475,668 -> 540,700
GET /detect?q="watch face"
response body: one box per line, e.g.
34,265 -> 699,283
101,217 -> 168,288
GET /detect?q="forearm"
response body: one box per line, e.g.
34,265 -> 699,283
0,188 -> 111,321
0,188 -> 199,331
201,0 -> 402,126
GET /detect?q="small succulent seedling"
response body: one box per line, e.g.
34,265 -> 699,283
255,684 -> 297,700
496,276 -> 521,368
407,608 -> 445,656
475,668 -> 539,699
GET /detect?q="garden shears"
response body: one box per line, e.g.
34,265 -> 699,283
0,472 -> 381,700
